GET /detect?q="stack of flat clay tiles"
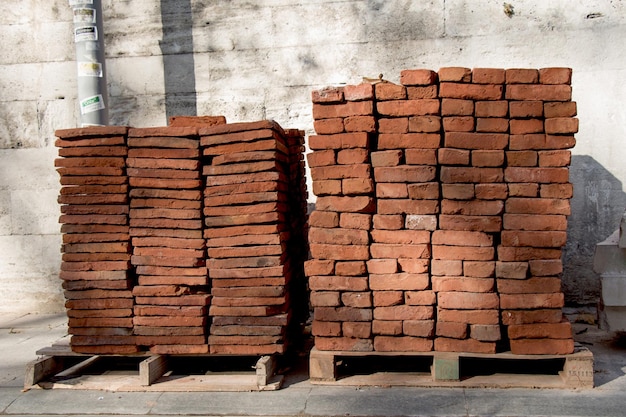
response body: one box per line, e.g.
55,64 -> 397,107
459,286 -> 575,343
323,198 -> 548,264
308,67 -> 577,355
127,127 -> 210,354
55,126 -> 138,354
200,121 -> 304,355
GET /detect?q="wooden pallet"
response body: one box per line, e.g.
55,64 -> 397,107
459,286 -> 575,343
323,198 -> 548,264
25,340 -> 283,392
309,343 -> 594,389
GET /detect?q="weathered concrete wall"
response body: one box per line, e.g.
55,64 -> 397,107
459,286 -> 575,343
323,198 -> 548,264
1,0 -> 625,313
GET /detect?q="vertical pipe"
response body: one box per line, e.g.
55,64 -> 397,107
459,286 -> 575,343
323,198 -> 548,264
70,0 -> 109,126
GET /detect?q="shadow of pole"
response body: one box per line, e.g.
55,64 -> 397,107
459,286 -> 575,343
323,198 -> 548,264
160,0 -> 198,121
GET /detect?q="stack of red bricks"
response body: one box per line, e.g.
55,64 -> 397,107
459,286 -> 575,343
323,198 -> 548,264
200,121 -> 301,355
55,126 -> 137,354
308,67 -> 577,355
127,127 -> 211,354
306,84 -> 377,351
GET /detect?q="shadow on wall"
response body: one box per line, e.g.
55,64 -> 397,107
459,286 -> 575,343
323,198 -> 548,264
159,0 -> 197,120
564,155 -> 626,305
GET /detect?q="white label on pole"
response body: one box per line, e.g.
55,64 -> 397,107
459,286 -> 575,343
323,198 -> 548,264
73,8 -> 96,24
77,62 -> 103,77
80,94 -> 105,114
69,0 -> 94,6
74,26 -> 97,42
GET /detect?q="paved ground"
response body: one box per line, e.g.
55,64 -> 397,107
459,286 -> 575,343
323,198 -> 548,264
1,311 -> 625,417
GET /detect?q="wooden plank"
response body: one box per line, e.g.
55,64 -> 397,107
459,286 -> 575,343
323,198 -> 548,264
24,356 -> 65,389
255,355 -> 275,386
309,348 -> 338,381
140,355 -> 168,386
432,352 -> 459,381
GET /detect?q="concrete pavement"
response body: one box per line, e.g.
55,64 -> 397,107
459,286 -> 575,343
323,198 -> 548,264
1,312 -> 625,417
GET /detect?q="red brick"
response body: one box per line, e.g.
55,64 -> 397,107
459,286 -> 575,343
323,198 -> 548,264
312,321 -> 341,336
497,277 -> 562,294
443,116 -> 475,132
315,337 -> 374,352
545,118 -> 578,134
377,199 -> 439,216
503,214 -> 567,231
470,324 -> 501,342
378,117 -> 408,134
343,322 -> 372,338
505,68 -> 539,84
438,215 -> 502,232
374,305 -> 433,321
378,133 -> 441,150
342,292 -> 372,308
439,83 -> 503,100
539,67 -> 572,85
441,184 -> 474,200
500,292 -> 564,309
434,337 -> 496,354
343,178 -> 374,195
509,338 -> 573,355
398,259 -> 430,273
509,101 -> 543,118
508,183 -> 539,197
437,308 -> 500,325
55,156 -> 126,169
375,166 -> 436,183
377,100 -> 440,117
431,259 -> 463,276
308,276 -> 368,291
472,68 -> 505,84
407,85 -> 439,100
372,320 -> 403,335
403,320 -> 435,338
67,308 -> 131,317
376,183 -> 408,199
464,261 -> 496,278
311,292 -> 341,307
510,119 -> 544,135
505,198 -> 570,215
372,214 -> 404,230
438,67 -> 472,82
472,150 -> 504,167
476,118 -> 508,133
509,134 -> 576,150
495,261 -> 528,279
501,230 -> 567,248
313,118 -> 344,134
309,227 -> 369,245
375,83 -> 407,100
404,290 -> 436,305
371,150 -> 402,167
432,276 -> 495,293
312,101 -> 374,119
432,246 -> 495,261
308,132 -> 370,150
407,182 -> 439,199
367,259 -> 398,274
441,200 -> 503,216
371,229 -> 430,245
409,116 -> 441,133
474,100 -> 508,118
444,132 -> 508,150
405,149 -> 437,165
312,87 -> 344,103
405,214 -> 438,231
309,211 -> 339,228
400,69 -> 438,85
432,230 -> 493,246
436,321 -> 467,339
373,291 -> 403,306
315,196 -> 376,213
310,244 -> 370,260
506,151 -> 538,167
529,259 -> 563,276
497,246 -> 562,261
370,273 -> 430,291
344,83 -> 374,101
340,213 -> 372,230
307,150 -> 335,168
501,309 -> 564,325
370,243 -> 430,259
441,99 -> 474,116
375,336 -> 433,352
335,261 -> 367,276
438,148 -> 470,165
475,183 -> 508,200
344,116 -> 376,132
58,147 -> 127,158
506,84 -> 572,101
438,292 -> 499,310
304,259 -> 335,276
544,102 -> 577,118
505,167 -> 569,184
315,307 -> 372,322
538,150 -> 571,167
313,180 -> 341,196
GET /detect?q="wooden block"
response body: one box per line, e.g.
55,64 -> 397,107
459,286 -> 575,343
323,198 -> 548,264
255,355 -> 277,387
140,355 -> 168,386
309,348 -> 338,381
432,352 -> 460,381
560,347 -> 594,388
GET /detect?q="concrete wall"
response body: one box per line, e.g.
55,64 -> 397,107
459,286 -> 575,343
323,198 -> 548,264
1,0 -> 625,313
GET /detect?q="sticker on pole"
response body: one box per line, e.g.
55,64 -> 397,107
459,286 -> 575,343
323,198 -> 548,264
77,62 -> 103,77
69,0 -> 94,6
80,95 -> 105,114
73,8 -> 96,24
74,26 -> 97,42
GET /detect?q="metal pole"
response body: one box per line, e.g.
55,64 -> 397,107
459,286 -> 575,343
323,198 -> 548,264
70,0 -> 109,126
